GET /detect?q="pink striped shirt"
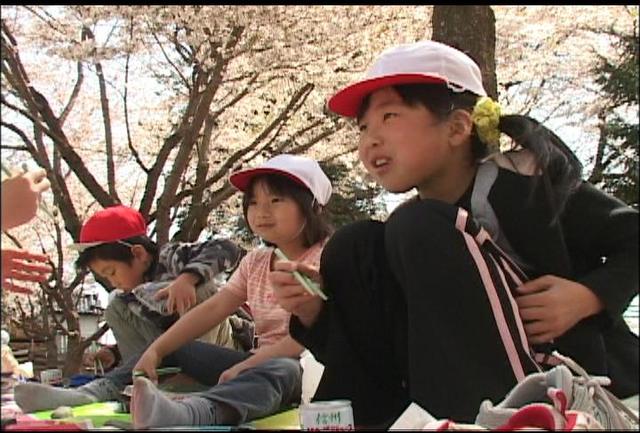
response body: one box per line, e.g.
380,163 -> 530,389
224,240 -> 326,348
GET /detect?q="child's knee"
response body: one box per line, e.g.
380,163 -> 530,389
386,199 -> 458,242
260,358 -> 303,399
258,358 -> 303,386
321,220 -> 384,270
104,297 -> 128,326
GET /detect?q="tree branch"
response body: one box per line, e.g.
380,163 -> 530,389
83,26 -> 118,200
59,61 -> 84,126
0,120 -> 37,154
151,30 -> 190,91
123,19 -> 149,173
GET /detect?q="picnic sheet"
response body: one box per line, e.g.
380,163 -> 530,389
245,407 -> 299,430
18,401 -> 300,430
29,401 -> 131,428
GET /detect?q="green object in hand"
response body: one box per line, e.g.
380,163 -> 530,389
132,367 -> 181,378
274,248 -> 328,300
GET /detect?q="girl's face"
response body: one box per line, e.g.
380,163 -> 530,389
357,86 -> 453,195
246,180 -> 306,247
89,249 -> 147,291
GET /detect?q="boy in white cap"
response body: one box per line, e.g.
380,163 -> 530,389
270,40 -> 638,428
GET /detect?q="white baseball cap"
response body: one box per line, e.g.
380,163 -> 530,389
229,154 -> 332,206
328,40 -> 487,118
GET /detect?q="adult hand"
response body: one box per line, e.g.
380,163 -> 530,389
1,248 -> 51,294
153,275 -> 197,316
1,168 -> 50,230
132,346 -> 162,384
516,275 -> 604,344
269,260 -> 324,328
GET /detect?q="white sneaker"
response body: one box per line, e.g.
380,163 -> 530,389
390,393 -> 603,431
475,351 -> 639,430
494,393 -> 604,430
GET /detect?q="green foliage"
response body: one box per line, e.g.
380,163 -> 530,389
595,32 -> 639,107
320,160 -> 387,230
592,26 -> 639,208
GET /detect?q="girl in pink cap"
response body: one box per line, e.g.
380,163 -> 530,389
270,40 -> 638,428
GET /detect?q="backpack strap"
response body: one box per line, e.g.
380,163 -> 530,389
471,160 -> 528,270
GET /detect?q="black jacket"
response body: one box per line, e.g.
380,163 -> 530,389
291,167 -> 638,425
489,169 -> 638,397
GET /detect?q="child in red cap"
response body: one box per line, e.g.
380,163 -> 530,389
15,204 -> 248,412
71,205 -> 248,356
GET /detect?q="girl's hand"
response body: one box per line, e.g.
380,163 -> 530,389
218,362 -> 249,384
270,260 -> 324,327
1,248 -> 52,294
132,346 -> 162,383
154,274 -> 198,316
515,275 -> 604,344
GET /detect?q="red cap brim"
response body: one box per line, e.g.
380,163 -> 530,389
229,168 -> 307,192
327,74 -> 447,118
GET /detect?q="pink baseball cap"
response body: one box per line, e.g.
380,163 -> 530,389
69,205 -> 147,251
229,154 -> 332,206
328,40 -> 487,118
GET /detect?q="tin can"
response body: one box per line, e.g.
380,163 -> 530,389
299,400 -> 354,431
40,368 -> 63,385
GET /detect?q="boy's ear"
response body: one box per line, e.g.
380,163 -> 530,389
447,109 -> 473,148
130,244 -> 146,259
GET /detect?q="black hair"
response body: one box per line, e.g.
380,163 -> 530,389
241,173 -> 333,248
75,236 -> 158,271
357,83 -> 583,219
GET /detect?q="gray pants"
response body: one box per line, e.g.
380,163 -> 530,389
104,296 -> 164,361
104,295 -> 236,362
104,340 -> 302,424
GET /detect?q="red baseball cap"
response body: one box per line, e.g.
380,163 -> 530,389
328,40 -> 487,118
68,205 -> 147,252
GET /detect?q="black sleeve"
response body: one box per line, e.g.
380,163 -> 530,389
561,181 -> 639,320
289,302 -> 331,363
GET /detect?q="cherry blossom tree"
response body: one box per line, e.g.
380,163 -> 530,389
1,5 -> 636,376
1,5 -> 428,375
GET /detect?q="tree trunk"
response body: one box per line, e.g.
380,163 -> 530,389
62,323 -> 110,377
588,110 -> 608,184
432,6 -> 498,100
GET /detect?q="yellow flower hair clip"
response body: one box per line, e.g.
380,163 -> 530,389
471,96 -> 502,153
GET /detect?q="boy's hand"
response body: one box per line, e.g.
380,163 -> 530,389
516,275 -> 604,344
269,261 -> 324,327
83,346 -> 116,370
153,273 -> 198,316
